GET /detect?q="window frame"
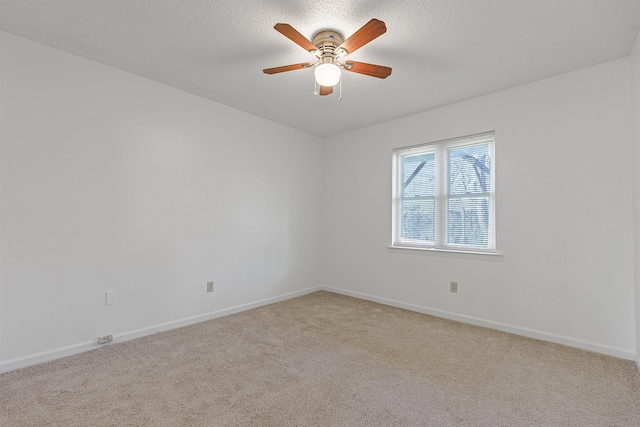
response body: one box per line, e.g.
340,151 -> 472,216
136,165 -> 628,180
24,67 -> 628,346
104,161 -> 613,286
391,132 -> 497,255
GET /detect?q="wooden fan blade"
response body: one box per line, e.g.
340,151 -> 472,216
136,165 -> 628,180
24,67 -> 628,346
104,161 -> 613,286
344,61 -> 392,79
263,62 -> 312,74
319,85 -> 333,96
274,23 -> 317,52
337,19 -> 386,55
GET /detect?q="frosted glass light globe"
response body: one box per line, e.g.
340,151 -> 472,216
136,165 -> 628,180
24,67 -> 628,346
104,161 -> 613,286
314,63 -> 341,87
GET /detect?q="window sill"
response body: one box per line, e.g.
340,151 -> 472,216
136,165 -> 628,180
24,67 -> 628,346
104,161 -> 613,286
387,246 -> 503,261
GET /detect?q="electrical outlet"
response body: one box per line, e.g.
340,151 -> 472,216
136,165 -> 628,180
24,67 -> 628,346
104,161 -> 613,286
207,281 -> 214,293
450,282 -> 458,293
105,290 -> 116,305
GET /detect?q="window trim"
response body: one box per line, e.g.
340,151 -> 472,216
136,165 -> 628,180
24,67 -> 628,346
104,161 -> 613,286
391,132 -> 497,255
386,245 -> 503,261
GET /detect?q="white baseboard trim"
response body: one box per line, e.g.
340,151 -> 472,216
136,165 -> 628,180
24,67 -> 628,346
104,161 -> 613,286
3,285 -> 634,373
321,286 -> 636,361
0,286 -> 322,374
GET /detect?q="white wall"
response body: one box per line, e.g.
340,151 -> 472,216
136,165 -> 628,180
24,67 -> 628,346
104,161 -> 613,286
1,30 -> 638,372
323,58 -> 636,358
0,32 -> 324,369
632,30 -> 640,368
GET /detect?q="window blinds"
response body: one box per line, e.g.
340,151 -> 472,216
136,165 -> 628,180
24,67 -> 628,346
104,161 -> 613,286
393,132 -> 495,252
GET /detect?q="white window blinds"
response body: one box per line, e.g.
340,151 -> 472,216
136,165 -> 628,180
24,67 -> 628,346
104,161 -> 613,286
392,132 -> 496,252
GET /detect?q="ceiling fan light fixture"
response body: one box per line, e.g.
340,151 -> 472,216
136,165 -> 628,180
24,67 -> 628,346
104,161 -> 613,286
314,62 -> 341,87
264,19 -> 391,97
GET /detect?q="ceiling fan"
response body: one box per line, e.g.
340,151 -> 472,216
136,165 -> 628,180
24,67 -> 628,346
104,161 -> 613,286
263,19 -> 392,98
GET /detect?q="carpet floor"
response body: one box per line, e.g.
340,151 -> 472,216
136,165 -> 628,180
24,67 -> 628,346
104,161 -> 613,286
1,291 -> 639,426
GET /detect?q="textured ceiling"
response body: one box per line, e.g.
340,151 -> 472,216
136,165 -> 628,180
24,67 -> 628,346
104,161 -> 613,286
1,0 -> 640,138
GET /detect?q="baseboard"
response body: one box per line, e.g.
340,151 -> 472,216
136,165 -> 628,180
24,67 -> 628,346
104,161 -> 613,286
321,286 -> 635,361
0,286 -> 322,374
3,285 -> 634,373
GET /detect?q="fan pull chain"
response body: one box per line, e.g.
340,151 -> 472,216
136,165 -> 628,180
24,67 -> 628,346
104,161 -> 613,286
338,77 -> 343,102
313,79 -> 318,96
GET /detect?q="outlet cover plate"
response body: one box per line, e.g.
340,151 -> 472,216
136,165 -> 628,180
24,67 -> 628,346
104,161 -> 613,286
207,281 -> 214,293
105,290 -> 117,305
450,282 -> 458,293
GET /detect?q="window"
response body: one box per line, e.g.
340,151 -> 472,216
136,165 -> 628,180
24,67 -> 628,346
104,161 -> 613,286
392,132 -> 495,253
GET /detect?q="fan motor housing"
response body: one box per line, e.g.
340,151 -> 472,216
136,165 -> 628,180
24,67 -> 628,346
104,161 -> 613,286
312,30 -> 344,50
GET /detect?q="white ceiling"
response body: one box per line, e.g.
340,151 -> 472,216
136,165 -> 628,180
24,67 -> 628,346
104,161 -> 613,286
1,0 -> 640,138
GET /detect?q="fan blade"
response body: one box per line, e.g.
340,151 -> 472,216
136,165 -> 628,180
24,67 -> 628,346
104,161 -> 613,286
274,23 -> 317,52
344,61 -> 392,79
319,85 -> 333,96
337,19 -> 386,55
263,62 -> 312,74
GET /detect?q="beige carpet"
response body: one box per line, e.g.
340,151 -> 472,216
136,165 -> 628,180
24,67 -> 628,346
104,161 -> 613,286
1,291 -> 639,426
